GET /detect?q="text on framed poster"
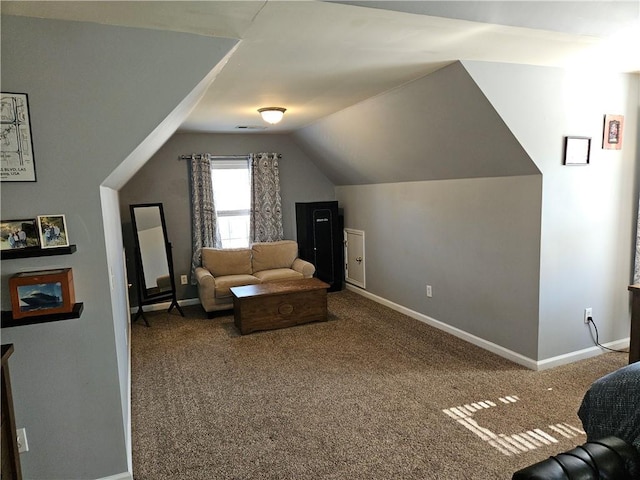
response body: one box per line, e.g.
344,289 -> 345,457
1,92 -> 37,182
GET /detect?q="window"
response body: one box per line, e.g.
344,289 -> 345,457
211,159 -> 250,248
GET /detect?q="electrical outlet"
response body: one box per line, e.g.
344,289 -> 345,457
16,428 -> 28,453
584,307 -> 592,324
426,285 -> 433,298
180,275 -> 188,285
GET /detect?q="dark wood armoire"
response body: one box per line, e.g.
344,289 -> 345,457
295,201 -> 343,292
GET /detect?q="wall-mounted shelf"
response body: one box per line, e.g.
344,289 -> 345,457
1,244 -> 77,260
1,303 -> 84,328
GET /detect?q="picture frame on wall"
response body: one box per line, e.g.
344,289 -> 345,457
602,114 -> 624,150
9,268 -> 75,319
37,214 -> 69,248
563,136 -> 591,166
0,92 -> 37,182
0,218 -> 40,250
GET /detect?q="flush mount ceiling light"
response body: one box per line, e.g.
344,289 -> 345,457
258,107 -> 286,125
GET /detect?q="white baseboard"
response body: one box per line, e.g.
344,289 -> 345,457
536,339 -> 630,370
129,297 -> 201,314
344,284 -> 630,371
97,472 -> 132,480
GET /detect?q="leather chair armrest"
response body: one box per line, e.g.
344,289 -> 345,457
512,436 -> 640,480
292,258 -> 316,278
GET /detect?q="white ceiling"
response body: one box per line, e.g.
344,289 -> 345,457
3,1 -> 639,134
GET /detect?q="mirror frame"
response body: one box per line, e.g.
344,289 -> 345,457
129,202 -> 183,324
130,203 -> 173,300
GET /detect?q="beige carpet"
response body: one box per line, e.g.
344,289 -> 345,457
131,290 -> 627,479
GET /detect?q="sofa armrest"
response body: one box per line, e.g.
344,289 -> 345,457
195,267 -> 215,286
292,258 -> 315,278
195,266 -> 219,313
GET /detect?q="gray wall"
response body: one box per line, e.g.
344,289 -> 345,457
0,15 -> 237,479
336,175 -> 543,358
464,61 -> 639,360
119,132 -> 336,303
292,59 -> 638,363
293,61 -> 544,360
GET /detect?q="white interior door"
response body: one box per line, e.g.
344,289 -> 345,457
344,228 -> 365,289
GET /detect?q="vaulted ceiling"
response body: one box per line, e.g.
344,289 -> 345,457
3,1 -> 639,134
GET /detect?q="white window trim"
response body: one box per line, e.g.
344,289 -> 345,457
210,158 -> 251,248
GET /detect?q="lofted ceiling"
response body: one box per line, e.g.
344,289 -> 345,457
2,1 -> 639,134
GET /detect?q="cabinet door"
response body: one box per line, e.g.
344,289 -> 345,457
312,208 -> 335,284
1,344 -> 22,480
344,228 -> 365,289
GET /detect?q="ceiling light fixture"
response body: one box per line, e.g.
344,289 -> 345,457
258,107 -> 286,125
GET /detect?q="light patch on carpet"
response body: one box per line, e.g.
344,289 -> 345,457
442,395 -> 585,456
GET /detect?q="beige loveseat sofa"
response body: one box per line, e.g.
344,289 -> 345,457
194,240 -> 316,313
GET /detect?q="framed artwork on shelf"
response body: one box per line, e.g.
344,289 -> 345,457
0,218 -> 40,250
0,92 -> 36,182
9,268 -> 75,319
37,214 -> 69,248
602,114 -> 624,150
563,136 -> 591,166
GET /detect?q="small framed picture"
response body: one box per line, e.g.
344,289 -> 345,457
563,136 -> 591,166
602,114 -> 624,150
9,268 -> 75,319
0,218 -> 40,250
37,214 -> 69,248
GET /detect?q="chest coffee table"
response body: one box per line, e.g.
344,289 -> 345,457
231,277 -> 330,335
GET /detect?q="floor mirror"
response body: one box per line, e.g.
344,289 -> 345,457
129,203 -> 183,325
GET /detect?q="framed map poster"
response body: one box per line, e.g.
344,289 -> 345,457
1,92 -> 37,182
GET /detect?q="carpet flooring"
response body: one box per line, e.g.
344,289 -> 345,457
131,289 -> 627,479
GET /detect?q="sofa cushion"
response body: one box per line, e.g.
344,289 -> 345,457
253,268 -> 304,283
214,274 -> 261,298
202,248 -> 252,277
251,240 -> 298,273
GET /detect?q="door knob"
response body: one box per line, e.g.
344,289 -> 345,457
356,256 -> 363,264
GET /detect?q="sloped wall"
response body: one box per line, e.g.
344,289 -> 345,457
293,61 -> 542,361
464,61 -> 639,362
293,58 -> 638,364
293,61 -> 539,185
0,15 -> 237,479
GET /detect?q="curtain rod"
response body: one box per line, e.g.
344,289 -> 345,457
179,153 -> 282,161
178,154 -> 249,160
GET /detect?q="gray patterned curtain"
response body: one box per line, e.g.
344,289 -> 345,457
250,152 -> 284,243
189,154 -> 221,283
635,196 -> 640,284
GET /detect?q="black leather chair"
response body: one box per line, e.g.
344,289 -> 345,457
512,436 -> 640,480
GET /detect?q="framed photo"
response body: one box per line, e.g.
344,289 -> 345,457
9,268 -> 75,319
563,136 -> 591,165
602,114 -> 624,150
0,218 -> 40,250
1,92 -> 36,182
37,214 -> 69,248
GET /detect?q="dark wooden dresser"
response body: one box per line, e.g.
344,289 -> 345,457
1,344 -> 22,479
628,285 -> 640,364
